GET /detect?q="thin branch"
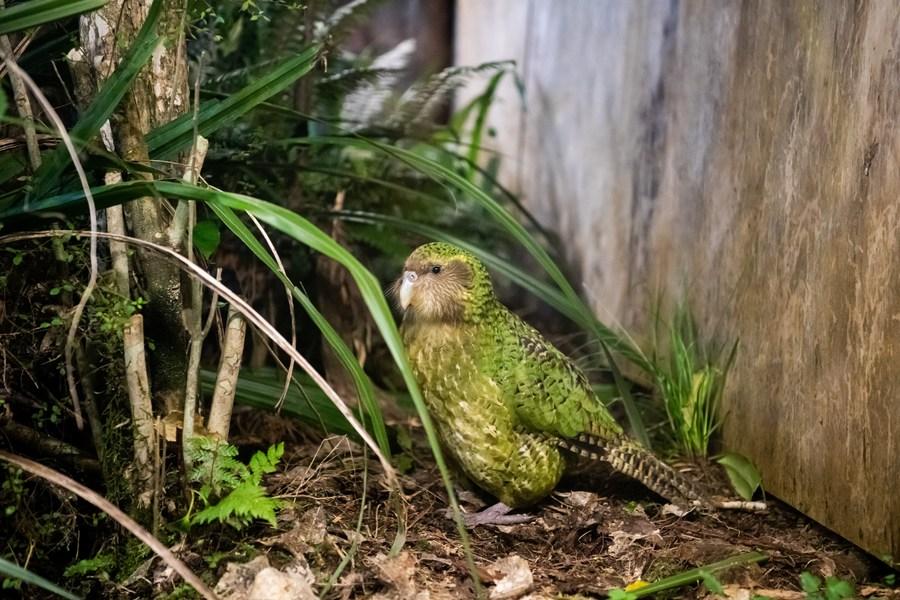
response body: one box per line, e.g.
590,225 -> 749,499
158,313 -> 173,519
0,450 -> 217,600
168,56 -> 205,249
74,341 -> 104,463
1,420 -> 100,475
67,46 -> 156,506
1,58 -> 99,432
0,28 -> 35,79
124,314 -> 155,509
248,213 -> 297,413
181,136 -> 209,469
0,230 -> 399,490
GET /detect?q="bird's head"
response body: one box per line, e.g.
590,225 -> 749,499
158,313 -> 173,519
393,242 -> 494,323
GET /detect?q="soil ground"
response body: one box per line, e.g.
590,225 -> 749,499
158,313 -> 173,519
153,415 -> 899,600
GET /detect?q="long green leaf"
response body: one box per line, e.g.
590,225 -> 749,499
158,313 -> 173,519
0,0 -> 106,35
145,45 -> 320,159
464,70 -> 505,177
0,557 -> 81,600
30,0 -> 164,199
207,202 -> 391,457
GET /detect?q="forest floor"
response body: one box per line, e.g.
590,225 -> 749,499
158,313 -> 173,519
141,412 -> 900,600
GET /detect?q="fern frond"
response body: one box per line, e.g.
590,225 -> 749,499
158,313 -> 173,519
331,39 -> 416,130
248,441 -> 284,485
387,61 -> 514,132
192,482 -> 283,529
316,0 -> 386,44
187,439 -> 286,530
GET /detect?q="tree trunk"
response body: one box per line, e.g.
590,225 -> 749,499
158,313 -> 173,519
80,0 -> 190,415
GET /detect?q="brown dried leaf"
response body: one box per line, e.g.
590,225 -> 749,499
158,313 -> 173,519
487,555 -> 534,600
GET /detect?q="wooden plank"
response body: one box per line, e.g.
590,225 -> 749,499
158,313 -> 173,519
455,0 -> 900,561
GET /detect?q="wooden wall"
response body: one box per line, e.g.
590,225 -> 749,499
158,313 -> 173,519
455,0 -> 900,561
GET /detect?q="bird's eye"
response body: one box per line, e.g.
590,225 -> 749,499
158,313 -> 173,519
431,265 -> 441,274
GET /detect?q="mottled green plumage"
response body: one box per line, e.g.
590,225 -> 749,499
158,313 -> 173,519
398,242 -> 704,509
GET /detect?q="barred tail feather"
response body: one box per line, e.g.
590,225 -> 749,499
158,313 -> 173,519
558,434 -> 706,506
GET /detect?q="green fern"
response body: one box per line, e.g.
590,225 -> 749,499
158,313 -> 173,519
186,438 -> 285,529
192,481 -> 281,529
186,436 -> 247,500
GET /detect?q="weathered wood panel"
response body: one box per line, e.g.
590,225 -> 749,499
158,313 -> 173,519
456,0 -> 900,560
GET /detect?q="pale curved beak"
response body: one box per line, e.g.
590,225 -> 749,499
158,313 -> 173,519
399,270 -> 417,310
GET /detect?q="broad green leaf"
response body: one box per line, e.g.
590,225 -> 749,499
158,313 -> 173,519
800,571 -> 822,594
716,451 -> 763,501
146,45 -> 320,159
824,576 -> 855,600
0,90 -> 7,119
192,219 -> 220,259
0,149 -> 25,191
0,557 -> 81,600
0,0 -> 107,35
30,0 -> 163,199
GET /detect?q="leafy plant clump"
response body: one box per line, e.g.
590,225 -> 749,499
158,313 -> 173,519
650,304 -> 737,458
186,437 -> 285,529
799,571 -> 856,600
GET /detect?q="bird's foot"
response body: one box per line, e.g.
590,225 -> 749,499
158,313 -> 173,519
446,502 -> 536,528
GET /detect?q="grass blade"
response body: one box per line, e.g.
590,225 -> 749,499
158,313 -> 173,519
0,557 -> 81,600
0,0 -> 107,35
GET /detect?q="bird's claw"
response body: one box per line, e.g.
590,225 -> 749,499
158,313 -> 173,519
445,501 -> 536,528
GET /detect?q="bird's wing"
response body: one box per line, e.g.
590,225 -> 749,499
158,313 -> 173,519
490,309 -> 623,440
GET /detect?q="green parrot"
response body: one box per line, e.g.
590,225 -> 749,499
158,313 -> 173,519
396,242 -> 755,526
